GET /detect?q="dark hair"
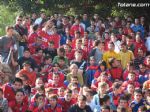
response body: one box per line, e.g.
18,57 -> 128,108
95,40 -> 101,47
32,24 -> 39,31
100,94 -> 110,105
119,95 -> 128,103
36,48 -> 43,53
49,94 -> 58,100
44,55 -> 52,61
101,105 -> 110,111
65,89 -> 72,94
59,56 -> 65,61
112,82 -> 122,90
117,106 -> 127,112
35,93 -> 44,99
78,95 -> 86,101
85,89 -> 93,96
99,60 -> 107,70
15,89 -> 24,95
134,88 -> 142,95
13,77 -> 23,85
6,26 -> 14,32
58,47 -> 65,53
108,58 -> 116,67
24,48 -> 30,52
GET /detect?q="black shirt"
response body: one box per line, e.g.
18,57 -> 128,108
68,104 -> 93,112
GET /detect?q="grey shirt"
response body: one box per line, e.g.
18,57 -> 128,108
0,98 -> 8,112
94,48 -> 103,64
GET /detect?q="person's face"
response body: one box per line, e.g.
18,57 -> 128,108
24,51 -> 30,58
83,14 -> 88,20
138,50 -> 144,57
13,82 -> 22,90
58,60 -> 65,66
64,93 -> 72,102
58,89 -> 65,97
134,93 -> 142,102
49,98 -> 57,106
119,100 -> 128,107
78,100 -> 86,109
108,43 -> 114,51
101,109 -> 110,112
127,84 -> 135,94
71,78 -> 78,83
99,86 -> 107,94
84,92 -> 91,102
126,39 -> 133,46
36,79 -> 44,87
23,64 -> 31,70
100,65 -> 105,71
115,87 -> 122,95
126,22 -> 131,28
90,59 -> 95,65
147,58 -> 150,65
71,66 -> 78,73
58,50 -> 64,56
101,75 -> 107,82
105,33 -> 109,39
53,75 -> 59,83
41,13 -> 46,19
111,35 -> 116,42
136,35 -> 141,42
15,92 -> 24,102
37,50 -> 43,56
7,29 -> 14,36
75,33 -> 80,38
128,74 -> 135,81
135,19 -> 139,25
76,42 -> 82,49
75,53 -> 82,60
75,19 -> 80,24
139,66 -> 146,73
53,64 -> 59,71
16,18 -> 23,25
37,96 -> 44,104
84,32 -> 88,37
64,45 -> 69,51
63,18 -> 69,24
120,45 -> 126,51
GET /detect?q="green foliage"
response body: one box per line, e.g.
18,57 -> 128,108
0,5 -> 19,36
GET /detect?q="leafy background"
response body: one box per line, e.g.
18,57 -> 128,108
0,0 -> 149,36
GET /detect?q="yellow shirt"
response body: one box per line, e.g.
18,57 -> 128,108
103,50 -> 120,68
66,73 -> 84,86
119,50 -> 134,69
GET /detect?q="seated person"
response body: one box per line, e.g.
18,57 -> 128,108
8,89 -> 28,112
29,93 -> 45,111
122,72 -> 140,90
45,94 -> 62,112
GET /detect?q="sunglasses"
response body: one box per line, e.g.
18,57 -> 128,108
17,19 -> 22,21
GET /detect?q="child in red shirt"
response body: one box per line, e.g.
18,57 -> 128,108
58,89 -> 76,112
8,89 -> 28,112
29,93 -> 45,112
45,94 -> 62,112
2,78 -> 23,103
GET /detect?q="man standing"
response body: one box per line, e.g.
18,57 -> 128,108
0,26 -> 17,63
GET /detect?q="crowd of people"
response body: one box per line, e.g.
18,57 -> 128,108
0,12 -> 150,112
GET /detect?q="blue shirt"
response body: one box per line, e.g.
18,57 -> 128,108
130,99 -> 146,112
